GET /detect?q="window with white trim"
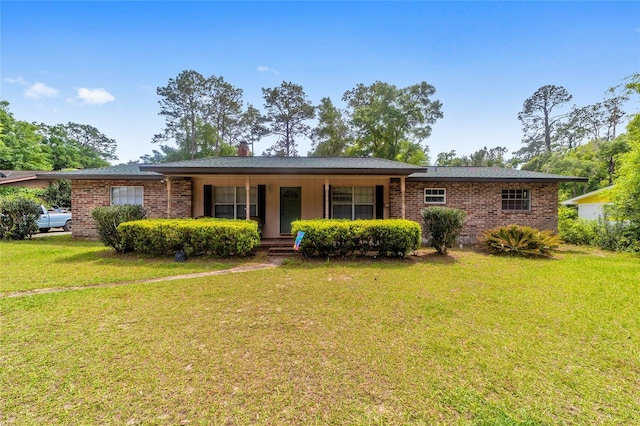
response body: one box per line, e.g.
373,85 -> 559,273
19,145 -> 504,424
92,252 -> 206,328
111,186 -> 143,205
424,188 -> 446,204
214,187 -> 257,219
502,189 -> 530,211
332,187 -> 374,220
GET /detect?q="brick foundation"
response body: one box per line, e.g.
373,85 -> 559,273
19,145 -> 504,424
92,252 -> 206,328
390,181 -> 559,244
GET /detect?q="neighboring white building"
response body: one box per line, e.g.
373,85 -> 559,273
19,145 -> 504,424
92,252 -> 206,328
562,186 -> 614,220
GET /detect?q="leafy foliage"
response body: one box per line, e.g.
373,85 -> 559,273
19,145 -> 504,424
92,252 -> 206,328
291,219 -> 421,258
37,180 -> 71,208
0,101 -> 50,170
309,97 -> 351,157
342,81 -> 441,165
611,74 -> 640,233
0,196 -> 41,240
480,225 -> 560,258
0,101 -> 118,171
91,205 -> 147,252
436,146 -> 508,167
38,123 -> 113,169
420,206 -> 466,255
118,218 -> 260,257
559,202 -> 640,252
262,81 -> 315,157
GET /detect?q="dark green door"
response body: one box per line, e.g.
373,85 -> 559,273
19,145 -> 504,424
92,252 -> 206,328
280,187 -> 301,234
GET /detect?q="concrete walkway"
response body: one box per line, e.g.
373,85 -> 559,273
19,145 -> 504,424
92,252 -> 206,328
2,258 -> 283,299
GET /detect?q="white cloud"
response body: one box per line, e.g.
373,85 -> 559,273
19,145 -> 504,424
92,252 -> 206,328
25,82 -> 60,99
4,76 -> 29,85
77,88 -> 115,104
257,65 -> 280,75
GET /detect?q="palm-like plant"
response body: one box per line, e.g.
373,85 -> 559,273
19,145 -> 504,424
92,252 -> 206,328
480,225 -> 560,258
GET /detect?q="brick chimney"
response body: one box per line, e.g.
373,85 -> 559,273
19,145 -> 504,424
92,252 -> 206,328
237,142 -> 250,157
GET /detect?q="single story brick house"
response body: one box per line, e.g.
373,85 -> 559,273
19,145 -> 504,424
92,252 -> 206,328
39,153 -> 586,244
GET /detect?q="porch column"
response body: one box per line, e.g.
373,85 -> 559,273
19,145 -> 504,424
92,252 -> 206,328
401,176 -> 406,219
245,176 -> 251,220
166,177 -> 172,218
324,177 -> 330,219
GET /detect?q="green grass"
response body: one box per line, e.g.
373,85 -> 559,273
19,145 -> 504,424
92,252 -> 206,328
1,244 -> 639,424
0,235 -> 248,293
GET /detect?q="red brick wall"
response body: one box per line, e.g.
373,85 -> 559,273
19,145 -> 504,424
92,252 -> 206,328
390,181 -> 559,244
71,178 -> 192,238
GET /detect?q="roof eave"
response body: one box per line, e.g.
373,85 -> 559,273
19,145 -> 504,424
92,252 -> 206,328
0,176 -> 43,184
37,172 -> 163,180
143,166 -> 423,176
406,176 -> 589,183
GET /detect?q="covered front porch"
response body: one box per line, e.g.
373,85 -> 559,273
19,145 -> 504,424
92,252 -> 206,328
186,175 -> 406,239
140,156 -> 423,240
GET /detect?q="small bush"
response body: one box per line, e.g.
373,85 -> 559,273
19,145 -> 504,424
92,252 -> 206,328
558,217 -> 598,246
480,225 -> 560,258
593,219 -> 639,252
118,218 -> 260,257
0,196 -> 41,240
291,219 -> 421,258
420,206 -> 466,255
559,214 -> 640,252
91,205 -> 146,252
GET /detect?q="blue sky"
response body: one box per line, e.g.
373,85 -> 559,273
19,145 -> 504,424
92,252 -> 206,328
1,1 -> 639,164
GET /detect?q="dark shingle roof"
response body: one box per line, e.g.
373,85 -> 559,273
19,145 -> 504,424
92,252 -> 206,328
407,166 -> 587,182
37,164 -> 162,180
34,161 -> 587,183
0,170 -> 53,184
140,156 -> 424,175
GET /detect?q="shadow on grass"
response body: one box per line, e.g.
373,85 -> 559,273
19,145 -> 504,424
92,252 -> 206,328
52,247 -> 248,269
278,250 -> 460,269
18,235 -> 99,248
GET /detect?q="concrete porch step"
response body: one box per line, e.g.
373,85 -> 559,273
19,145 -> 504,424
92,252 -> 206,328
267,245 -> 298,256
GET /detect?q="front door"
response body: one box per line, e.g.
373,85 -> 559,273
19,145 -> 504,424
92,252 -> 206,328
280,187 -> 301,235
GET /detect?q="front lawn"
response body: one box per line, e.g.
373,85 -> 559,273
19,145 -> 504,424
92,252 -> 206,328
0,235 -> 246,293
1,244 -> 639,424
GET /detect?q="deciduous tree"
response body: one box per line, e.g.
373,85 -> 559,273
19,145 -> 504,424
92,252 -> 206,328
342,81 -> 442,164
435,146 -> 508,167
63,122 -> 118,162
611,74 -> 640,230
0,101 -> 50,170
38,123 -> 111,170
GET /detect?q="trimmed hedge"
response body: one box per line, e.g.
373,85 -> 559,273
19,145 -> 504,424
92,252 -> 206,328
118,218 -> 260,257
291,219 -> 421,258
